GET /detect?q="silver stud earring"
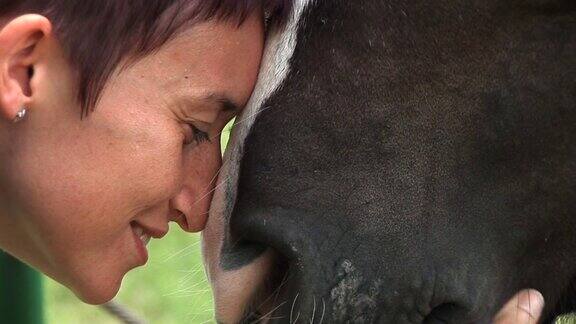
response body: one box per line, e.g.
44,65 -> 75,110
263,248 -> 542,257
13,107 -> 27,123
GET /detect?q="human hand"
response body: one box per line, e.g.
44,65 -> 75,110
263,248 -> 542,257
494,289 -> 545,324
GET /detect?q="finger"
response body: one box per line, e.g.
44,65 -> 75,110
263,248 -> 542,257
494,289 -> 545,324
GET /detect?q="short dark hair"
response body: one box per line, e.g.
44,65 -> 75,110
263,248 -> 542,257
0,0 -> 292,117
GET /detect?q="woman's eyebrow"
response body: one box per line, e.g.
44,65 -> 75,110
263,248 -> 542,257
203,92 -> 240,113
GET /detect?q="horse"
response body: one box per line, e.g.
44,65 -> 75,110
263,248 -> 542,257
202,0 -> 576,323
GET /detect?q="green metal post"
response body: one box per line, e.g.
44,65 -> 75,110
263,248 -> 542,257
0,250 -> 44,324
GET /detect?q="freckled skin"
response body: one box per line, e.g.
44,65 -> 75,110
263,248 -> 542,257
205,1 -> 576,323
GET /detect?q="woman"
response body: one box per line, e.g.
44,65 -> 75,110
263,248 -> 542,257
0,0 -> 293,304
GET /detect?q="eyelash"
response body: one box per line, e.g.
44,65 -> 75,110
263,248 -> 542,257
185,124 -> 210,145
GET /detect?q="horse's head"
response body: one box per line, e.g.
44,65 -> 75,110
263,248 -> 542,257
203,1 -> 576,323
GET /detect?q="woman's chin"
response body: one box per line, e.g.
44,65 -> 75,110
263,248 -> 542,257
61,237 -> 141,304
70,270 -> 125,305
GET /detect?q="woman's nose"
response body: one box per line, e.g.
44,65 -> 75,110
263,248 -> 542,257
169,141 -> 222,232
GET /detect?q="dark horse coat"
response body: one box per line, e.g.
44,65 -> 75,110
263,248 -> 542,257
202,1 -> 576,323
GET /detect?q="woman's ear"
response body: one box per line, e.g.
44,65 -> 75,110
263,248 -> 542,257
0,14 -> 52,122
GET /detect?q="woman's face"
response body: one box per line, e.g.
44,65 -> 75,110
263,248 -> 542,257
0,13 -> 264,303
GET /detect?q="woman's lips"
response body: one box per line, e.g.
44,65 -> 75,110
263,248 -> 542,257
131,223 -> 151,265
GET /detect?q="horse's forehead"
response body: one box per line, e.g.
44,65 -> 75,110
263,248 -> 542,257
212,0 -> 314,222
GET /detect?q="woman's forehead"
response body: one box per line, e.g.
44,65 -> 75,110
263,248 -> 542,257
114,15 -> 263,112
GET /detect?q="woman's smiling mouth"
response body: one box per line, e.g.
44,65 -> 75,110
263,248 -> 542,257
130,221 -> 168,265
131,223 -> 151,265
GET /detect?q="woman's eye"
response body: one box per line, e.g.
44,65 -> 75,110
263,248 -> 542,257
184,124 -> 210,145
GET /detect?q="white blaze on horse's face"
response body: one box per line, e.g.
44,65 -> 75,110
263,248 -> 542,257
202,1 -> 314,322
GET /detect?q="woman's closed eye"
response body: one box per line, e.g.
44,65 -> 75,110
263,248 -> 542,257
184,123 -> 210,145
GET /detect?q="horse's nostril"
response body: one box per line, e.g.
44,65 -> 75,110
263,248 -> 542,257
239,310 -> 263,324
220,239 -> 268,270
227,206 -> 310,321
226,206 -> 305,271
423,303 -> 464,324
265,249 -> 290,288
238,246 -> 291,323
